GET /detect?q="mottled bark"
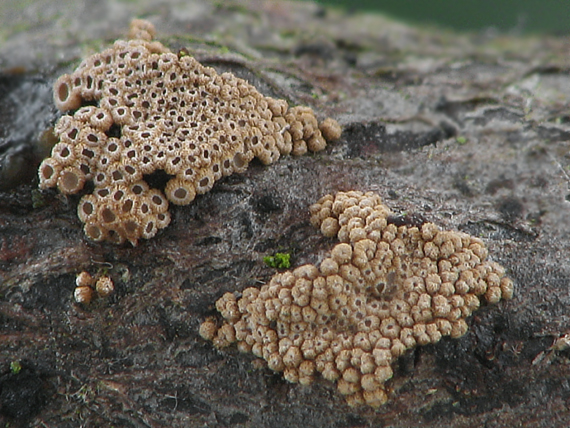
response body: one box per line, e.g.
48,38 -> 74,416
1,1 -> 570,427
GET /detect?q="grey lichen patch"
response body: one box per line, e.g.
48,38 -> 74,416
201,190 -> 513,408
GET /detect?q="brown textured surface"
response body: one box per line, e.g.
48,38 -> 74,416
41,19 -> 337,245
203,190 -> 514,409
1,1 -> 570,427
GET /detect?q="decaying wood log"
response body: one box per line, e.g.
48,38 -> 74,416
1,1 -> 570,426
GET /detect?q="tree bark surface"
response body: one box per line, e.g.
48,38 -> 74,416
1,1 -> 570,427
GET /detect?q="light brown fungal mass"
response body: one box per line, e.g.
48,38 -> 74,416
200,190 -> 514,408
39,19 -> 341,245
74,271 -> 115,303
74,285 -> 93,304
75,271 -> 93,288
95,275 -> 115,297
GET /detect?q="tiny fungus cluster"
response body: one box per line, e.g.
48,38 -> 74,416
200,191 -> 513,407
74,271 -> 115,304
39,19 -> 341,245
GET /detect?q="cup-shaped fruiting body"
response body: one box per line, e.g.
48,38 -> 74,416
53,74 -> 83,111
95,275 -> 115,297
74,271 -> 116,302
74,271 -> 95,304
75,271 -> 93,288
39,19 -> 342,245
74,285 -> 93,304
76,180 -> 170,246
200,191 -> 513,408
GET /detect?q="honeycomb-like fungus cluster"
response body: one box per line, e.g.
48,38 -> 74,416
200,191 -> 513,407
39,19 -> 342,245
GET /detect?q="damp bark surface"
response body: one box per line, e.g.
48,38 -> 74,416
1,1 -> 570,427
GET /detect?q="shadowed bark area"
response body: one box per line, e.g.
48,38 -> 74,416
1,1 -> 570,427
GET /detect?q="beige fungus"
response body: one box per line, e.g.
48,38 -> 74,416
39,19 -> 341,245
200,191 -> 514,408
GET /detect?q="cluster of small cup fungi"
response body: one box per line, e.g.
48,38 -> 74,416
74,271 -> 115,304
200,191 -> 514,407
40,18 -> 515,409
38,19 -> 341,245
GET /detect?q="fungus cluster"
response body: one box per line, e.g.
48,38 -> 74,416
74,271 -> 115,304
200,191 -> 513,407
39,19 -> 342,245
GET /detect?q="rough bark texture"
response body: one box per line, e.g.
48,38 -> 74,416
1,1 -> 570,427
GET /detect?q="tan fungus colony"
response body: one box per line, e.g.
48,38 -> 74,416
74,271 -> 115,304
200,191 -> 513,407
39,19 -> 341,245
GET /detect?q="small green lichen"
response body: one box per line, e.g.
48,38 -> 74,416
456,136 -> 467,145
263,252 -> 291,269
10,360 -> 22,375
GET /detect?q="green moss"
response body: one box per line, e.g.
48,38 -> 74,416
212,0 -> 251,14
263,252 -> 291,269
10,360 -> 21,375
31,189 -> 47,209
